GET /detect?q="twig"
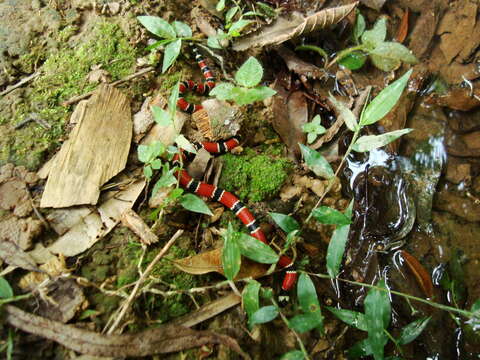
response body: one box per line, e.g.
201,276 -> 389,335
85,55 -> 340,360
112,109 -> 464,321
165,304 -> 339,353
105,229 -> 184,334
14,113 -> 51,130
0,72 -> 40,97
62,66 -> 155,106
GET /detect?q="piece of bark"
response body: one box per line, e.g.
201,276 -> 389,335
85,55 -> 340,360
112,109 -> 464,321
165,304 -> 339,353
408,4 -> 441,59
4,305 -> 250,359
121,208 -> 158,245
0,215 -> 43,250
187,148 -> 212,179
41,85 -> 132,208
133,94 -> 166,143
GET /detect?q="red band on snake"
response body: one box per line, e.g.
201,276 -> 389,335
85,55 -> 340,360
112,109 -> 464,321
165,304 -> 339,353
173,48 -> 297,292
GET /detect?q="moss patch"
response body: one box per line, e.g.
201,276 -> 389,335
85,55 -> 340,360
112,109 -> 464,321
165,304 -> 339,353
219,147 -> 292,202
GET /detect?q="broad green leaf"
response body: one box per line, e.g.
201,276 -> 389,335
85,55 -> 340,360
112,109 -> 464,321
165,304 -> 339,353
172,21 -> 192,37
149,141 -> 166,158
239,233 -> 279,264
297,273 -> 321,314
299,144 -> 334,179
209,82 -> 235,100
312,206 -> 351,226
326,224 -> 350,278
228,19 -> 253,36
364,279 -> 390,360
269,212 -> 300,234
180,193 -> 213,216
152,168 -> 176,195
370,53 -> 401,72
207,35 -> 222,49
369,42 -> 418,64
162,39 -> 182,73
231,86 -> 276,105
353,12 -> 366,43
352,129 -> 413,152
225,6 -> 239,23
242,280 -> 261,323
222,223 -> 242,280
338,51 -> 367,70
280,350 -> 305,360
326,306 -> 367,331
175,134 -> 197,153
361,17 -> 387,48
235,57 -> 264,87
143,165 -> 153,179
360,69 -> 412,126
257,2 -> 277,18
250,305 -> 278,326
137,144 -> 153,163
289,313 -> 323,333
216,0 -> 226,11
398,317 -> 431,345
348,339 -> 372,359
0,277 -> 13,299
151,105 -> 172,126
137,16 -> 176,39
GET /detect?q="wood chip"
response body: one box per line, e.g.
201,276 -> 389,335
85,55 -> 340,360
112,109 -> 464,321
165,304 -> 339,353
121,208 -> 158,245
41,85 -> 132,208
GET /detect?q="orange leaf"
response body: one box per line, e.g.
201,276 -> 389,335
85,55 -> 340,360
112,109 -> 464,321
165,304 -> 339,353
395,8 -> 409,43
401,250 -> 433,298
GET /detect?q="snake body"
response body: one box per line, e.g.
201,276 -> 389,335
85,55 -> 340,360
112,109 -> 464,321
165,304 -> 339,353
173,49 -> 297,292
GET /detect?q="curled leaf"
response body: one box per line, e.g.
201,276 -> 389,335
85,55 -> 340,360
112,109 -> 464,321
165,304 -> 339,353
401,250 -> 434,298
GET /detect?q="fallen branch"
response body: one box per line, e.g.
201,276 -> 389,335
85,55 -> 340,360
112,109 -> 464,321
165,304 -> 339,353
0,72 -> 40,97
62,66 -> 155,106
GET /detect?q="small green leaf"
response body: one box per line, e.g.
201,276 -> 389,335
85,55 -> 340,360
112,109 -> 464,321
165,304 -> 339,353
280,350 -> 305,360
168,82 -> 180,119
289,313 -> 324,333
143,165 -> 153,179
0,277 -> 13,299
152,167 -> 176,195
172,21 -> 192,37
207,35 -> 223,49
257,2 -> 277,18
180,193 -> 213,216
360,69 -> 412,126
353,12 -> 366,43
312,206 -> 352,226
137,16 -> 176,39
370,54 -> 401,72
209,82 -> 235,100
302,115 -> 326,144
235,57 -> 264,87
175,134 -> 197,153
239,233 -> 279,264
230,86 -> 276,105
326,306 -> 367,331
225,6 -> 239,23
137,144 -> 153,163
250,305 -> 279,326
398,317 -> 431,345
151,159 -> 162,170
326,225 -> 350,278
162,39 -> 182,73
242,280 -> 261,319
369,42 -> 418,64
299,144 -> 334,179
297,273 -> 321,314
352,129 -> 413,152
79,309 -> 101,320
348,339 -> 372,359
269,212 -> 300,234
364,279 -> 390,360
339,51 -> 367,70
152,105 -> 172,126
216,0 -> 226,11
228,19 -> 253,37
361,17 -> 387,48
222,223 -> 242,280
146,38 -> 174,51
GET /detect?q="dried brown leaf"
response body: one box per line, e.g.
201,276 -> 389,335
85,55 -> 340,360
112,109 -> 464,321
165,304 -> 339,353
276,46 -> 326,79
0,240 -> 41,272
4,305 -> 250,358
401,250 -> 434,298
233,3 -> 358,51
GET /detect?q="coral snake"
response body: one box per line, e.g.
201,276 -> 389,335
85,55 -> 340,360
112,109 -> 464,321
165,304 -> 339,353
173,48 -> 297,294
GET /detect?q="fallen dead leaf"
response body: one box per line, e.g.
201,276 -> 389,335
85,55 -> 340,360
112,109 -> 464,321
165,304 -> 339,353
0,240 -> 41,272
276,46 -> 326,79
121,208 -> 158,245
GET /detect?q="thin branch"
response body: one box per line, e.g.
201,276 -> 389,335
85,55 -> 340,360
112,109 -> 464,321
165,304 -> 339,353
0,72 -> 40,97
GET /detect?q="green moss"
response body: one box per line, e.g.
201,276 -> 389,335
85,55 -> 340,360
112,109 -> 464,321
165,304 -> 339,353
219,147 -> 292,202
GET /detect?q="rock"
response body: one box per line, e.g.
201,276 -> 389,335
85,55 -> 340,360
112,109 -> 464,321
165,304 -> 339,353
0,215 -> 43,250
445,159 -> 471,185
434,188 -> 480,222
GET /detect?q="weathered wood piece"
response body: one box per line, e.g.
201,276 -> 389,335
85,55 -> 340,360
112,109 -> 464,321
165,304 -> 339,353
121,208 -> 158,245
41,85 -> 132,208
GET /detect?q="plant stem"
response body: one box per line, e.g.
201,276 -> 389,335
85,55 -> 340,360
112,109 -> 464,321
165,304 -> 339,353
327,44 -> 368,68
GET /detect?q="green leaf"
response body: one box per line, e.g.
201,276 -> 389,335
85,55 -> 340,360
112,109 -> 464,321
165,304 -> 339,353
364,279 -> 391,360
230,86 -> 276,105
146,38 -> 174,51
269,212 -> 300,234
172,21 -> 192,37
326,306 -> 367,331
289,313 -> 324,333
152,166 -> 176,195
312,206 -> 352,226
250,305 -> 279,326
353,12 -> 366,43
137,144 -> 153,163
151,159 -> 162,170
352,129 -> 413,152
360,69 -> 412,126
175,134 -> 197,153
348,339 -> 372,359
162,39 -> 182,73
280,350 -> 305,360
326,225 -> 350,278
299,144 -> 334,179
302,115 -> 326,144
207,35 -> 223,49
235,57 -> 264,87
369,42 -> 418,64
0,277 -> 13,299
137,16 -> 176,39
216,0 -> 226,11
180,193 -> 213,216
370,54 -> 401,72
209,82 -> 235,100
225,6 -> 239,23
143,165 -> 153,179
297,273 -> 321,314
152,105 -> 172,126
361,17 -> 387,48
228,19 -> 253,37
257,2 -> 277,18
239,233 -> 279,264
339,51 -> 367,70
398,317 -> 431,345
79,309 -> 101,320
168,82 -> 180,118
222,223 -> 242,280
242,280 -> 261,324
